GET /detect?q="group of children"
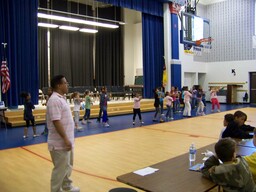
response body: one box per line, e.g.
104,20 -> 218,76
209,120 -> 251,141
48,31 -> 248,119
20,88 -> 94,138
200,110 -> 256,191
182,86 -> 222,117
151,85 -> 217,122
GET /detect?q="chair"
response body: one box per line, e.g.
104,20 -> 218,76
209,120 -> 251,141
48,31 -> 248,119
109,188 -> 137,192
243,92 -> 248,103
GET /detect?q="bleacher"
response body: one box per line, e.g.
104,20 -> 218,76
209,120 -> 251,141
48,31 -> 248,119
4,99 -> 155,127
41,85 -> 143,103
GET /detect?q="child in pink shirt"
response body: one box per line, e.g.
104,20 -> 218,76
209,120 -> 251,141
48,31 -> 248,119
165,92 -> 174,120
210,87 -> 221,112
183,87 -> 192,117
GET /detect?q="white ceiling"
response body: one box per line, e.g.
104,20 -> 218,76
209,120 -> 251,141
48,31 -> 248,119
199,0 -> 227,5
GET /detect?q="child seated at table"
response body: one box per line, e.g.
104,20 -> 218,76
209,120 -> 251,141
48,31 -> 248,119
238,111 -> 255,132
219,113 -> 234,139
201,138 -> 256,191
244,128 -> 256,183
222,110 -> 253,139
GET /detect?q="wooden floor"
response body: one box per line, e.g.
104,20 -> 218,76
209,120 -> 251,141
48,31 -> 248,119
1,107 -> 255,192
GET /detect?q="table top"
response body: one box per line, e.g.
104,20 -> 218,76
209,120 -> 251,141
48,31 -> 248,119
236,139 -> 255,148
237,145 -> 256,156
117,143 -> 256,192
117,144 -> 216,192
0,107 -> 7,111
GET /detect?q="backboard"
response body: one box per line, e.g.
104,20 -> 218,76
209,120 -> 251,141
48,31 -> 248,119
180,12 -> 211,46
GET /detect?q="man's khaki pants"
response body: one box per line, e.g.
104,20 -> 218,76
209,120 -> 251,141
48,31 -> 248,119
50,149 -> 73,192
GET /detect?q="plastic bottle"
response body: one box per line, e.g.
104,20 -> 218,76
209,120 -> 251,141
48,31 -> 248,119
189,143 -> 197,161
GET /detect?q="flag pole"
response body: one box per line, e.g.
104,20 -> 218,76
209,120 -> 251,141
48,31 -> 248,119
1,42 -> 8,107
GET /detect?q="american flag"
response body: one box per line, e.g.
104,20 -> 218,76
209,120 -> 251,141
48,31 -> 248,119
1,60 -> 10,93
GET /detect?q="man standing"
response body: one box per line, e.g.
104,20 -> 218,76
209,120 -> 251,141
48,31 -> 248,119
47,75 -> 80,192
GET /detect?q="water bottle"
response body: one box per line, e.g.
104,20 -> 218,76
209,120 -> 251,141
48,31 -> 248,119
189,143 -> 197,161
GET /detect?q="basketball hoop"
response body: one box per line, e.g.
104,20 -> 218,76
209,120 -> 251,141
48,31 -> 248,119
194,37 -> 214,54
195,37 -> 214,46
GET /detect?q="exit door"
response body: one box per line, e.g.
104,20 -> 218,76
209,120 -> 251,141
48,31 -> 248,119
249,72 -> 256,103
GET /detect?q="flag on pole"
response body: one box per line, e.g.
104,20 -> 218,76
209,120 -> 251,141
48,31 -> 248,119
1,60 -> 10,93
162,56 -> 167,87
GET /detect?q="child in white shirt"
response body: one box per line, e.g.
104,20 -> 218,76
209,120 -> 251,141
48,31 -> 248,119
71,92 -> 83,131
133,93 -> 144,126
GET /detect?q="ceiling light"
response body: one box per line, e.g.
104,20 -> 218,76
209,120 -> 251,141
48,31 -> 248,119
59,25 -> 79,31
79,28 -> 98,33
38,23 -> 59,28
38,13 -> 119,29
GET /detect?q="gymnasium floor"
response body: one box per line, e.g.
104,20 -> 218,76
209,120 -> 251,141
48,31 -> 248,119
0,103 -> 255,192
0,102 -> 250,150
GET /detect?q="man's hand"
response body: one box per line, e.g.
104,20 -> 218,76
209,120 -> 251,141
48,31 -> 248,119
64,138 -> 72,151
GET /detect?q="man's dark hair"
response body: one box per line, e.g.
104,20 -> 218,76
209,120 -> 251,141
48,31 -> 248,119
85,90 -> 90,95
215,138 -> 236,162
224,113 -> 234,124
234,110 -> 247,121
50,75 -> 65,89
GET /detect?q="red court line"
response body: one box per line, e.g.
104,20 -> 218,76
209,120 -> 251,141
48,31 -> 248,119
141,127 -> 218,140
20,147 -> 117,183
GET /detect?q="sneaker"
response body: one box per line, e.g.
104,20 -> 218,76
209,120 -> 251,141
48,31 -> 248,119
217,109 -> 221,112
23,135 -> 28,139
140,121 -> 144,124
33,134 -> 39,138
133,121 -> 135,125
62,186 -> 80,192
211,110 -> 214,113
170,117 -> 174,120
87,120 -> 92,123
104,123 -> 110,127
152,119 -> 157,122
76,127 -> 83,132
81,119 -> 86,125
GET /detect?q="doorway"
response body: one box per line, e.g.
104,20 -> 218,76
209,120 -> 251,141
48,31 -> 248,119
249,72 -> 256,103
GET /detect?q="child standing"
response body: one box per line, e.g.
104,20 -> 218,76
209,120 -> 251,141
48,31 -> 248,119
71,92 -> 83,131
170,86 -> 177,113
183,87 -> 192,117
210,87 -> 221,112
133,93 -> 144,126
158,87 -> 165,123
153,88 -> 160,122
196,88 -> 205,116
165,92 -> 174,120
20,92 -> 38,138
41,87 -> 53,135
101,87 -> 110,127
82,90 -> 93,124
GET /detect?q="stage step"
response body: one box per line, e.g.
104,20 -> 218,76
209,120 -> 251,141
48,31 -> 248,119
5,100 -> 156,127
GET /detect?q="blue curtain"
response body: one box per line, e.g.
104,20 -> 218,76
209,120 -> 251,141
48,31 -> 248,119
0,0 -> 38,108
142,14 -> 164,98
97,0 -> 163,17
